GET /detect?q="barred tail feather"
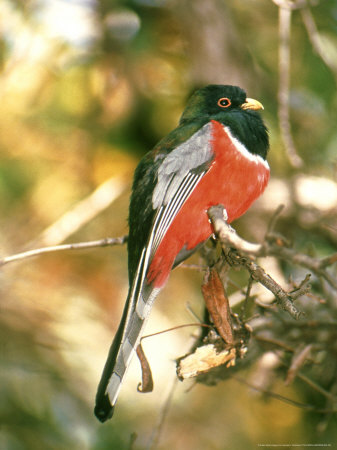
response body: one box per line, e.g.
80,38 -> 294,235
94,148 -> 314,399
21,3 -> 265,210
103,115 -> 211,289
94,294 -> 130,422
94,250 -> 160,422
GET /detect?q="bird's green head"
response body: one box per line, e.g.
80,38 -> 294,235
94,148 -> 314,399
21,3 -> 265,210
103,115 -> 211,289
179,84 -> 269,159
179,84 -> 264,123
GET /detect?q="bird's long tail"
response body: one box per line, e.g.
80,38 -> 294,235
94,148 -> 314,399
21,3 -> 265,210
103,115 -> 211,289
94,248 -> 160,422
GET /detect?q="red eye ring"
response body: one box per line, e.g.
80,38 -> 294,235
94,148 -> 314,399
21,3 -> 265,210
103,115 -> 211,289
217,97 -> 231,108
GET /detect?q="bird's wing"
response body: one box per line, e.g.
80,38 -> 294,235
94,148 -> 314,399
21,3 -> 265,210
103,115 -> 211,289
150,122 -> 213,255
94,122 -> 215,422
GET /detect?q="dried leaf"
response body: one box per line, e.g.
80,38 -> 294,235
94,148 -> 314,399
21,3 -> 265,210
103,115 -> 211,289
202,268 -> 234,345
136,342 -> 154,393
285,344 -> 312,385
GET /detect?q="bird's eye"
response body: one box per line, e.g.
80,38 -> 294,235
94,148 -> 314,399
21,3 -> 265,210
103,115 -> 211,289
217,97 -> 231,108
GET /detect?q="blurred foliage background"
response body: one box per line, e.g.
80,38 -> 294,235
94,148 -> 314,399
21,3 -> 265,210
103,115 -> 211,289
0,0 -> 337,449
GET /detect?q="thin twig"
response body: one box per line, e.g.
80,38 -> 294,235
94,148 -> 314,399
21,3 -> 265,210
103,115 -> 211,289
319,252 -> 337,269
233,375 -> 336,413
296,372 -> 336,401
265,204 -> 285,236
277,2 -> 303,168
255,335 -> 296,353
147,377 -> 178,450
301,7 -> 337,73
268,245 -> 337,290
128,432 -> 138,450
285,344 -> 313,385
0,236 -> 127,267
141,323 -> 213,342
241,256 -> 302,319
289,273 -> 311,300
241,276 -> 254,320
277,357 -> 336,401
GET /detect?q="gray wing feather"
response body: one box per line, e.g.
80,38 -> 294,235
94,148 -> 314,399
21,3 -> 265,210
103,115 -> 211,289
152,122 -> 213,209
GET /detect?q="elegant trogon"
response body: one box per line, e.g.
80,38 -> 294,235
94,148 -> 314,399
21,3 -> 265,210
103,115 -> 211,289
95,84 -> 270,422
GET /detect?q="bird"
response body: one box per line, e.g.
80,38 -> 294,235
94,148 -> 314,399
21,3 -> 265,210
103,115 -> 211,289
94,84 -> 270,422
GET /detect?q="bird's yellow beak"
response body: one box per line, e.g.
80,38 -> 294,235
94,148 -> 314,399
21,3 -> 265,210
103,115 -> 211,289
241,98 -> 264,111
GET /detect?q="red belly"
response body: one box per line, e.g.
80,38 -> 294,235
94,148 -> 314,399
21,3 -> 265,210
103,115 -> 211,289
147,120 -> 269,287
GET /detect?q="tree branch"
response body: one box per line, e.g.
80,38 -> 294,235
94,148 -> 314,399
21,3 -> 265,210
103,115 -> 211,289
275,0 -> 304,168
207,205 -> 262,255
207,204 -> 329,319
0,236 -> 127,267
